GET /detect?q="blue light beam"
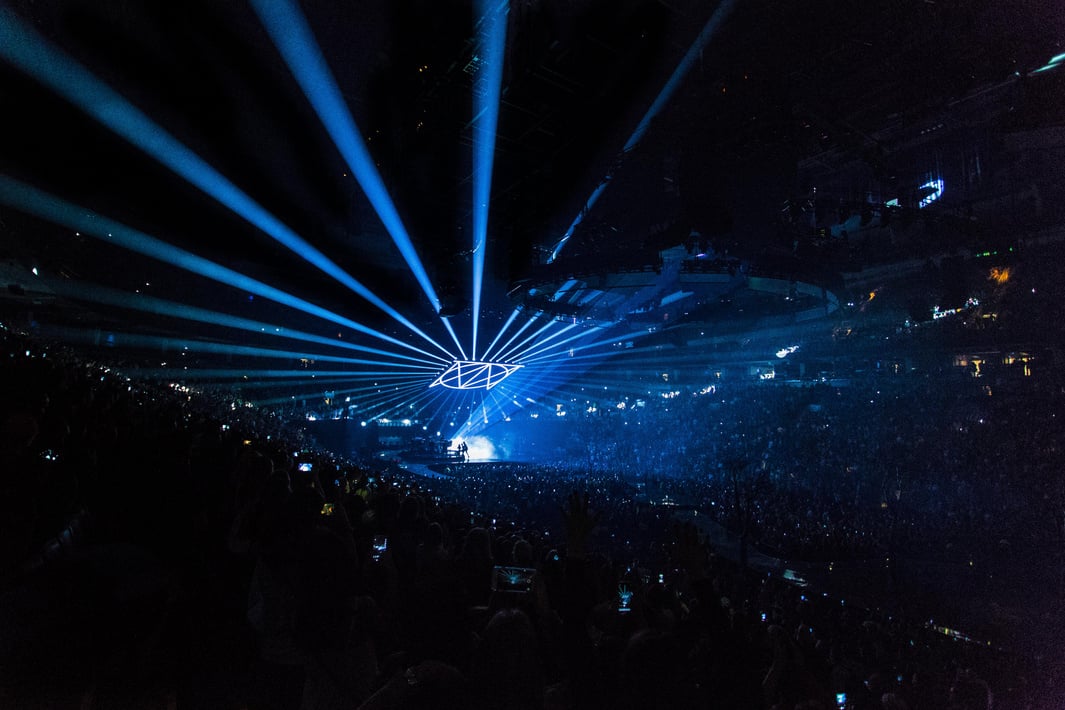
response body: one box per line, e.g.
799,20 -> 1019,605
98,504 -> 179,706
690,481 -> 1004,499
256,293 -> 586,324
483,311 -> 539,364
513,323 -> 602,362
43,278 -> 441,367
251,381 -> 428,409
506,321 -> 578,361
546,0 -> 738,262
441,318 -> 469,360
0,9 -> 453,359
0,177 -> 449,363
38,325 -> 439,371
521,329 -> 651,364
494,316 -> 565,363
479,307 -> 520,361
137,368 -> 432,381
248,0 -> 445,319
469,0 -> 508,359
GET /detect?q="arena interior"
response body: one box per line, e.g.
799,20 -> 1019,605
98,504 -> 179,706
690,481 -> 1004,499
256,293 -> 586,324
2,1 -> 1065,708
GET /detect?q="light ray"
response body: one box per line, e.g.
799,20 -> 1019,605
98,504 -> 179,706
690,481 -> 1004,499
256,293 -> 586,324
423,391 -> 457,429
357,384 -> 436,420
485,312 -> 540,364
373,386 -> 442,422
513,323 -> 600,362
441,318 -> 469,360
546,0 -> 738,262
494,316 -> 565,363
480,307 -> 520,361
37,325 -> 439,370
231,376 -> 417,392
136,367 -> 434,381
506,322 -> 578,361
285,380 -> 431,409
251,381 -> 427,409
521,329 -> 653,364
0,9 -> 453,358
248,0 -> 446,320
0,177 -> 450,363
43,278 -> 442,367
469,0 -> 508,359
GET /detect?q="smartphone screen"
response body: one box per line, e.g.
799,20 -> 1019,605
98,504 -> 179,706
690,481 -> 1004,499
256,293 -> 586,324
298,462 -> 313,472
491,566 -> 536,593
371,535 -> 388,561
320,502 -> 335,516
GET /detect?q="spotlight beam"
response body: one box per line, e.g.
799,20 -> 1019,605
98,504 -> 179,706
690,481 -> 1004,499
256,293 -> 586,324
44,278 -> 442,367
441,318 -> 469,360
453,385 -> 514,439
373,386 -> 441,422
0,10 -> 453,359
521,329 -> 653,364
224,377 -> 408,392
357,383 -> 436,420
506,322 -> 578,361
0,177 -> 448,363
484,312 -> 539,365
423,391 -> 457,429
136,368 -> 436,382
248,0 -> 445,321
37,325 -> 439,370
485,279 -> 581,360
494,316 -> 564,363
520,347 -> 612,366
533,337 -> 670,365
251,380 -> 427,409
405,386 -> 456,426
513,323 -> 599,362
546,0 -> 739,262
229,381 -> 414,408
270,379 -> 429,409
480,307 -> 520,362
469,0 -> 508,360
249,381 -> 428,408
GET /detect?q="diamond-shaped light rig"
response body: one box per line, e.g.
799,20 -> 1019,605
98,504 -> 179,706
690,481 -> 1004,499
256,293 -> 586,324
430,360 -> 523,391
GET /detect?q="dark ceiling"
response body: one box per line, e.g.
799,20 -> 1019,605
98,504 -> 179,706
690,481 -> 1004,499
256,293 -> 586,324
0,0 -> 1061,347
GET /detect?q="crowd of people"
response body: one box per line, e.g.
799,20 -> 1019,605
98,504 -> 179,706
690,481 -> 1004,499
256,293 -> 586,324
499,362 -> 1065,573
1,324 -> 1062,709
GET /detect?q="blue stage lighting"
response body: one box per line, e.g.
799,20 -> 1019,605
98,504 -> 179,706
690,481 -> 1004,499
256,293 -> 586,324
0,10 -> 452,358
480,307 -> 520,361
249,0 -> 445,319
137,368 -> 429,381
0,177 -> 450,363
38,325 -> 438,371
546,0 -> 737,263
430,360 -> 523,391
470,0 -> 508,359
485,311 -> 539,363
43,278 -> 439,366
522,328 -> 651,364
441,318 -> 469,360
515,323 -> 601,362
495,316 -> 564,363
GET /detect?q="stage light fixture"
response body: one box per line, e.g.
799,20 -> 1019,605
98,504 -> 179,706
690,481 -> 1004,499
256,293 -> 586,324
430,360 -> 522,391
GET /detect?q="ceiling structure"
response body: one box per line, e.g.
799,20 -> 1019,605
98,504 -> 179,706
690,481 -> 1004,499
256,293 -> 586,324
1,0 -> 1063,426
